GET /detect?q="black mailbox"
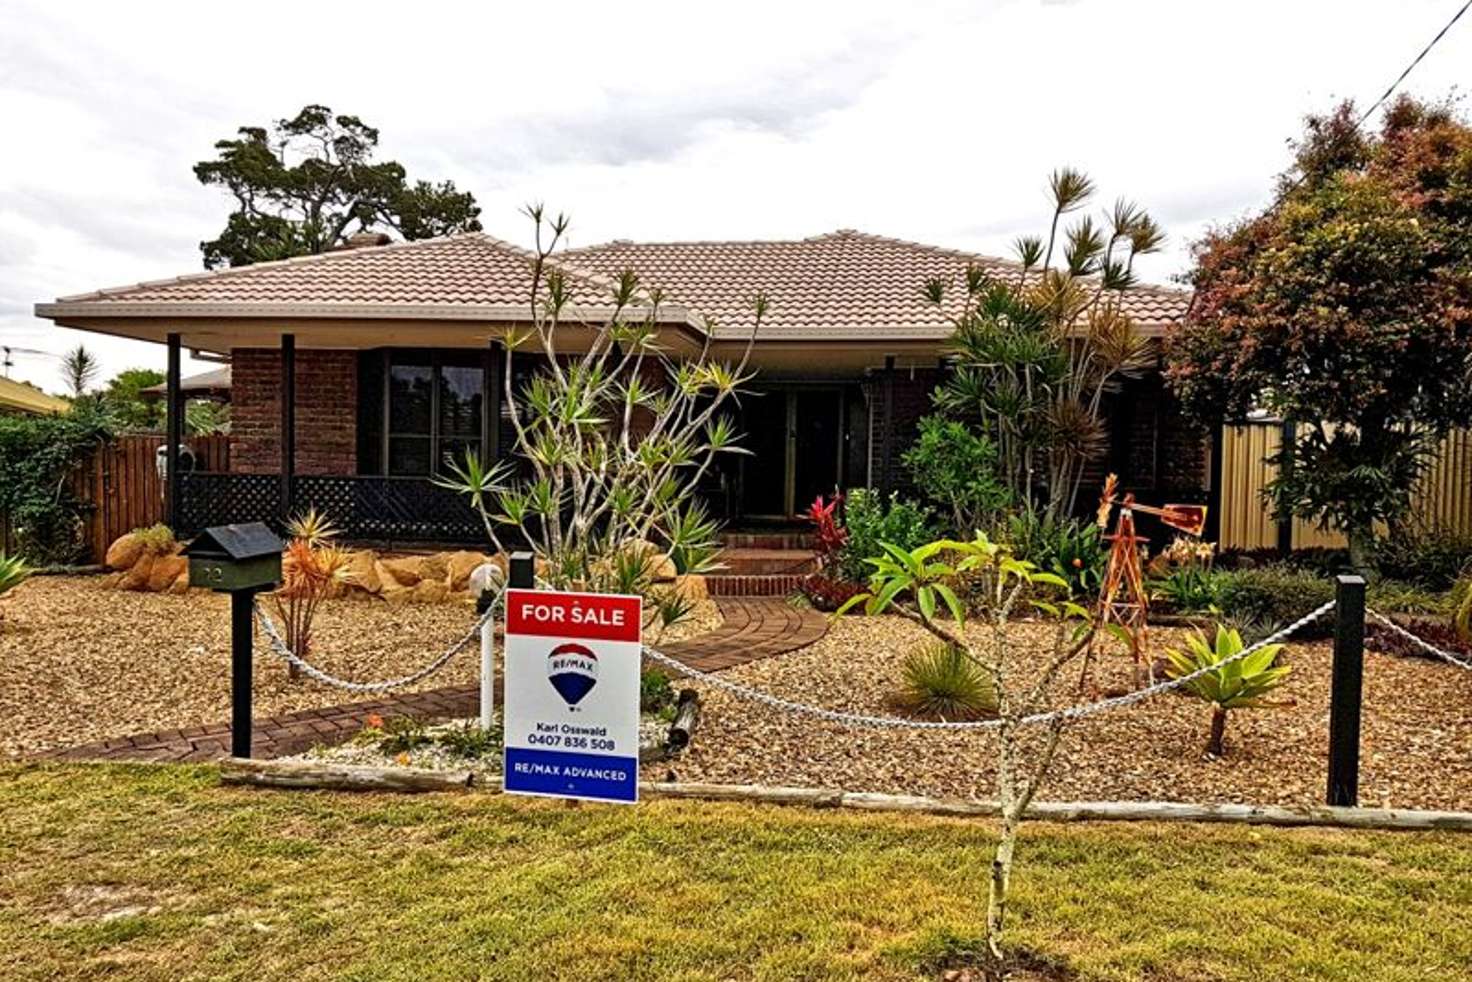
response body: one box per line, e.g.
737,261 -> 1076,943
184,522 -> 284,593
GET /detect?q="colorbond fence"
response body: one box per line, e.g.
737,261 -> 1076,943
1218,423 -> 1472,551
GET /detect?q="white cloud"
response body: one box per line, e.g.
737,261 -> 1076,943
2,0 -> 1470,390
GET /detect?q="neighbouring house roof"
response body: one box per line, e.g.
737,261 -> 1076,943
141,365 -> 232,399
566,230 -> 1191,338
34,228 -> 1191,348
0,375 -> 70,415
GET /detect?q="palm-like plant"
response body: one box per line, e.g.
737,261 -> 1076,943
928,168 -> 1162,520
1163,625 -> 1291,757
0,554 -> 32,627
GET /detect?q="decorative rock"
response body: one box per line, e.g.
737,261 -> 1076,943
379,557 -> 422,588
105,533 -> 147,571
117,553 -> 156,592
147,554 -> 188,592
671,574 -> 708,604
444,551 -> 488,593
621,538 -> 677,581
418,553 -> 450,584
344,550 -> 382,594
411,580 -> 449,604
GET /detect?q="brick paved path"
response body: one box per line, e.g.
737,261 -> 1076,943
38,598 -> 827,763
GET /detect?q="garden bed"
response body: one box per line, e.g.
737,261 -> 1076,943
0,576 -> 720,759
663,615 -> 1472,811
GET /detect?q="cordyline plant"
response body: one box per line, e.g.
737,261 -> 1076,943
928,168 -> 1163,520
439,205 -> 763,602
271,509 -> 352,666
837,532 -> 1094,961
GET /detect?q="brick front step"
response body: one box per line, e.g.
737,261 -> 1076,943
720,531 -> 814,550
716,547 -> 818,576
706,573 -> 807,597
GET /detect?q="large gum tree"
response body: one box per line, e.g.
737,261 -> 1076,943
1168,97 -> 1472,570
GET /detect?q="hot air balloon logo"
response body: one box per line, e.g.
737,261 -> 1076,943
546,642 -> 599,706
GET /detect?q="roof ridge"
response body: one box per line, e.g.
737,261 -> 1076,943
567,228 -> 1189,298
55,232 -> 493,303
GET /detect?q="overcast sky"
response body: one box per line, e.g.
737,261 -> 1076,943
2,0 -> 1469,392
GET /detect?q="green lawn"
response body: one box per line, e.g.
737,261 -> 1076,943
2,765 -> 1469,981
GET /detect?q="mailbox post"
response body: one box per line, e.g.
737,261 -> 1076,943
183,523 -> 284,758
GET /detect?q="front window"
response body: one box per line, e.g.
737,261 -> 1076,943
369,351 -> 485,476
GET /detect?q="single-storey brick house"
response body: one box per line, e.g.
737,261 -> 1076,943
35,229 -> 1203,547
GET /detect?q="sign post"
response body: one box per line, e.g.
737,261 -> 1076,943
503,588 -> 641,804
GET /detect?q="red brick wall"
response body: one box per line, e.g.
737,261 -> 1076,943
229,348 -> 357,475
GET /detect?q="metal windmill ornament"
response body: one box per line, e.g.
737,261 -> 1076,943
1080,474 -> 1207,693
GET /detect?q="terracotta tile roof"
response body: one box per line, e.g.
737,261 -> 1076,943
565,230 -> 1190,338
37,228 -> 1190,341
44,234 -> 630,316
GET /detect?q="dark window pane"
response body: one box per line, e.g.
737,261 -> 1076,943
436,439 -> 477,476
388,436 -> 432,476
389,364 -> 432,434
439,365 -> 483,437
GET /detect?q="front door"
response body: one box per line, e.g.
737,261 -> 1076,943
738,388 -> 844,519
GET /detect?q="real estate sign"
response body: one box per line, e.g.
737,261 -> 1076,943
503,588 -> 642,804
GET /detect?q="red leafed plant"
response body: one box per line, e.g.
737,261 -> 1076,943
802,493 -> 864,611
805,493 -> 848,569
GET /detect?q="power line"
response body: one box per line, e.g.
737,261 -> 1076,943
1357,0 -> 1472,127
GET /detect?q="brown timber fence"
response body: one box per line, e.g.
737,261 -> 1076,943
1218,422 -> 1472,551
64,434 -> 230,564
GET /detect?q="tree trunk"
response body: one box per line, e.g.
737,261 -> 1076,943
1346,522 -> 1375,578
986,805 -> 1019,960
1208,706 -> 1227,757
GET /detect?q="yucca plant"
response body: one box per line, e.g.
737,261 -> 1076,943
1163,625 -> 1291,757
0,553 -> 32,627
894,641 -> 998,720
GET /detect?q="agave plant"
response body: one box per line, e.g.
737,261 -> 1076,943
0,553 -> 32,626
1163,625 -> 1291,757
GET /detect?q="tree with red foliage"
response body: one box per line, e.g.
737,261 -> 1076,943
1168,96 -> 1472,570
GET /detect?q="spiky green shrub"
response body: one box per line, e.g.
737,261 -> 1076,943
894,642 -> 998,721
1163,625 -> 1291,756
0,554 -> 32,612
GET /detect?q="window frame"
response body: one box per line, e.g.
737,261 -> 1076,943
375,349 -> 491,478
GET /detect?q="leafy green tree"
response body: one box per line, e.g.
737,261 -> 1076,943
101,368 -> 165,430
194,104 -> 482,268
1167,97 -> 1472,570
902,414 -> 1011,533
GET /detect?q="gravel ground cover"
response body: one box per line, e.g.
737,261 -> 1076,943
0,576 -> 720,759
281,712 -> 673,779
665,614 -> 1472,810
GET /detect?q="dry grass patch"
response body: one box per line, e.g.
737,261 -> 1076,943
1,763 -> 1470,981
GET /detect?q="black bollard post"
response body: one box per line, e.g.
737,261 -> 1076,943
510,551 -> 535,590
1327,574 -> 1366,807
230,588 -> 256,758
